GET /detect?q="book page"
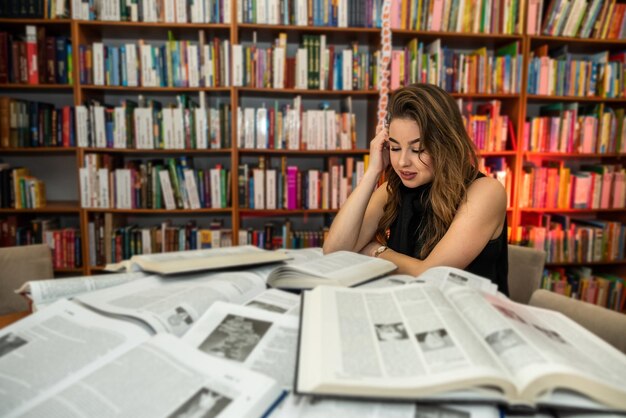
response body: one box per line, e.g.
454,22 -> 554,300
0,300 -> 150,418
244,288 -> 300,316
19,334 -> 283,418
268,251 -> 397,288
272,394 -> 501,418
183,301 -> 300,388
244,247 -> 325,282
104,245 -> 292,275
447,288 -> 626,409
16,272 -> 147,310
75,271 -> 267,336
297,284 -> 515,399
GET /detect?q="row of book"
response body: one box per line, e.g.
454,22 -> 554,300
238,157 -> 365,210
522,215 -> 626,263
80,155 -> 231,210
527,47 -> 626,98
75,94 -> 231,150
88,214 -> 232,266
0,0 -> 69,18
240,0 -> 381,27
238,222 -> 328,249
0,27 -> 71,85
72,0 -> 231,23
522,103 -> 626,153
457,99 -> 512,152
481,157 -> 513,207
532,0 -> 626,39
237,100 -> 356,151
233,36 -> 378,91
0,165 -> 47,209
540,267 -> 625,312
519,163 -> 626,209
0,97 -> 75,148
81,34 -> 230,88
391,39 -> 521,94
389,0 -> 522,34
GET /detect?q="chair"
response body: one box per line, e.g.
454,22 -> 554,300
529,289 -> 626,354
507,244 -> 546,304
0,244 -> 54,316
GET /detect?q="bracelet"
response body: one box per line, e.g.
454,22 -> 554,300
373,245 -> 388,258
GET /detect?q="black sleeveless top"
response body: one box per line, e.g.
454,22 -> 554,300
386,175 -> 509,295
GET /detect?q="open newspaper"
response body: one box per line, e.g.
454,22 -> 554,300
0,300 -> 283,418
265,250 -> 397,289
183,301 -> 299,389
15,272 -> 147,310
73,271 -> 280,336
296,280 -> 626,412
104,245 -> 292,275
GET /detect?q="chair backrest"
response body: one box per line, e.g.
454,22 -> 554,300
0,244 -> 53,315
529,289 -> 626,354
507,244 -> 546,304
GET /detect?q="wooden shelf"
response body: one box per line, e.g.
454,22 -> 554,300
546,260 -> 626,267
80,85 -> 231,92
391,29 -> 522,40
0,18 -> 72,25
54,267 -> 84,274
77,21 -> 230,29
237,87 -> 378,96
479,151 -> 517,156
0,201 -> 80,213
524,152 -> 626,158
520,208 -> 626,213
82,147 -> 232,154
238,23 -> 380,33
238,149 -> 369,155
526,94 -> 626,103
450,93 -> 520,100
529,35 -> 626,46
84,208 -> 233,214
239,209 -> 338,216
1,147 -> 78,153
0,83 -> 73,90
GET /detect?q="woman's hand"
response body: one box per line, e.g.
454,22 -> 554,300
367,128 -> 390,177
360,240 -> 382,257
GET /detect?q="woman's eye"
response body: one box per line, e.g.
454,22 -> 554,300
390,147 -> 401,152
412,149 -> 424,154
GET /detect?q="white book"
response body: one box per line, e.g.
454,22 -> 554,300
194,108 -> 208,149
237,107 -> 244,147
232,44 -> 243,86
184,169 -> 201,209
257,0 -> 267,23
98,168 -> 110,208
163,0 -> 176,22
223,0 -> 232,23
296,0 -> 308,25
190,0 -> 204,23
79,167 -> 91,208
238,229 -> 249,245
325,110 -> 336,149
210,168 -> 222,208
141,229 -> 152,254
342,49 -> 353,90
75,105 -> 89,147
295,48 -> 308,89
115,169 -> 132,209
319,35 -> 326,90
93,106 -> 106,148
244,107 -> 255,149
93,43 -> 105,85
125,44 -> 138,87
256,107 -> 268,148
253,168 -> 265,209
266,169 -> 276,209
338,0 -> 348,26
175,0 -> 188,22
162,108 -> 174,148
268,0 -> 279,23
222,39 -> 230,86
273,47 -> 285,88
113,107 -> 126,149
172,108 -> 185,149
203,45 -> 214,86
140,44 -> 152,86
187,44 -> 200,87
209,108 -> 221,149
308,169 -> 319,209
158,170 -> 176,210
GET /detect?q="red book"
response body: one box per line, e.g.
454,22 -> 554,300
45,36 -> 57,83
53,230 -> 62,268
0,32 -> 8,83
62,106 -> 71,147
25,26 -> 38,84
268,106 -> 275,149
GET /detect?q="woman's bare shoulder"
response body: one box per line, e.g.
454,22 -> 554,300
467,176 -> 507,210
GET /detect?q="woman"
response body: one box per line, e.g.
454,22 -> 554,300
323,83 -> 508,294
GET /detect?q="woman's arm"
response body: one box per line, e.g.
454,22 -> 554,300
322,129 -> 389,254
375,177 -> 507,276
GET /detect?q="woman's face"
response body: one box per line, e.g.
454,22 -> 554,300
388,118 -> 434,188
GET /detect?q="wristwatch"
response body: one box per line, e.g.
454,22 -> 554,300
373,245 -> 388,258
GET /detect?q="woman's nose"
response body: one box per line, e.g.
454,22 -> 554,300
398,151 -> 410,166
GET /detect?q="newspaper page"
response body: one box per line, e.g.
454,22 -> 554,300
18,334 -> 283,418
15,272 -> 147,310
75,271 -> 267,336
244,289 -> 301,316
446,287 -> 626,409
270,394 -> 501,418
297,284 -> 515,400
104,245 -> 291,274
360,267 -> 498,295
183,301 -> 299,389
0,300 -> 150,418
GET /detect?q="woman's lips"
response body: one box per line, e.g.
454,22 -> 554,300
399,171 -> 416,180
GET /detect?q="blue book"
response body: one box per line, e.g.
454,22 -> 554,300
120,45 -> 127,86
56,37 -> 68,84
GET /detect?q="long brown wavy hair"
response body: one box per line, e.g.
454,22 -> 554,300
375,83 -> 479,259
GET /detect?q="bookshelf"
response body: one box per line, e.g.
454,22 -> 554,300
0,0 -> 625,312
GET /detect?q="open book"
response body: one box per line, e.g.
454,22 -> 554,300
0,300 -> 283,418
104,245 -> 292,275
296,269 -> 626,412
265,250 -> 397,289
